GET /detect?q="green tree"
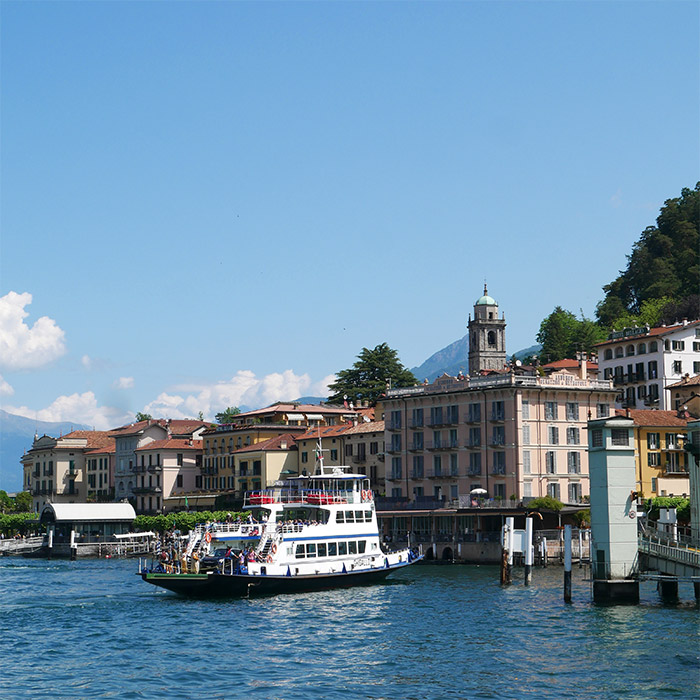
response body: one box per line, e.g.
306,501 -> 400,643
215,406 -> 241,424
327,343 -> 416,406
0,491 -> 13,514
526,495 -> 564,512
596,183 -> 699,325
135,412 -> 152,422
537,308 -> 606,362
13,491 -> 33,513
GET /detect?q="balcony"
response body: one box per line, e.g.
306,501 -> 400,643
491,467 -> 506,476
465,440 -> 481,449
664,465 -> 689,475
409,471 -> 425,480
132,486 -> 163,495
426,440 -> 459,451
410,418 -> 424,429
428,417 -> 458,427
490,413 -> 505,423
464,414 -> 481,424
386,472 -> 403,481
408,443 -> 424,452
427,470 -> 448,479
386,420 -> 403,432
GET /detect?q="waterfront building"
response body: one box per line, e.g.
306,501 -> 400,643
622,408 -> 690,498
541,355 -> 599,380
595,320 -> 700,410
296,425 -> 350,473
112,419 -> 209,502
665,373 -> 700,415
201,424 -> 306,499
133,438 -> 203,514
22,430 -> 116,512
342,421 -> 386,492
224,402 -> 358,427
380,289 -> 617,505
84,443 -> 115,502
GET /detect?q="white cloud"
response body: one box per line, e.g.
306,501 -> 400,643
82,355 -> 92,370
6,392 -> 131,431
0,291 -> 67,370
0,374 -> 14,396
114,376 -> 134,390
144,369 -> 329,420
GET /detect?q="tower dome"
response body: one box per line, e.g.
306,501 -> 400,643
475,284 -> 497,306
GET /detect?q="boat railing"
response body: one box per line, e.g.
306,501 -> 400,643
245,487 -> 365,507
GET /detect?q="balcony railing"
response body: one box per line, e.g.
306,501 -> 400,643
386,420 -> 402,431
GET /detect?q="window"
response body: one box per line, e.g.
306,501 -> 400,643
469,427 -> 481,447
647,452 -> 660,467
545,451 -> 556,474
566,427 -> 580,445
338,542 -> 348,555
523,481 -> 532,497
370,442 -> 379,455
650,341 -> 658,352
348,542 -> 357,555
328,542 -> 337,557
467,403 -> 481,422
390,410 -> 402,429
694,343 -> 700,352
411,408 -> 423,427
566,402 -> 579,421
665,433 -> 677,449
545,402 -> 557,421
615,347 -> 624,358
345,444 -> 353,457
330,449 -> 338,461
491,401 -> 505,421
430,406 -> 443,426
522,425 -> 530,445
390,434 -> 401,452
522,400 -> 530,419
604,349 -> 613,360
447,405 -> 459,424
177,453 -> 183,467
648,360 -> 658,379
597,403 -> 609,418
450,453 -> 459,476
433,454 -> 442,476
548,427 -> 559,445
412,433 -> 424,450
567,452 -> 581,474
494,483 -> 506,499
638,343 -> 646,354
568,483 -> 581,503
523,451 -> 531,474
671,340 -> 685,351
547,482 -> 560,500
468,453 -> 481,475
611,429 -> 629,446
295,544 -> 306,559
647,432 -> 659,449
492,452 -> 505,475
317,543 -> 327,557
301,452 -> 308,464
492,426 -> 505,445
650,477 -> 657,493
412,455 -> 424,478
176,474 -> 183,488
694,361 -> 700,373
672,360 -> 682,374
391,457 -> 402,480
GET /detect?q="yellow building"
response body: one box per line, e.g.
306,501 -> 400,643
625,409 -> 690,498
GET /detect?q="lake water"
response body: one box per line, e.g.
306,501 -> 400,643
0,558 -> 697,700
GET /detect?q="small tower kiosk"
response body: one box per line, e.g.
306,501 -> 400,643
467,285 -> 506,374
588,415 -> 640,602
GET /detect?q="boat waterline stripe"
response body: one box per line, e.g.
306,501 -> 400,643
283,533 -> 379,542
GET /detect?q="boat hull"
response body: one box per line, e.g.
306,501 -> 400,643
141,560 -> 415,598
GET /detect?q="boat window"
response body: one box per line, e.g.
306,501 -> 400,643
295,544 -> 305,559
317,543 -> 327,557
306,543 -> 317,558
348,541 -> 357,554
338,542 -> 347,555
358,541 -> 366,553
328,542 -> 337,556
336,512 -> 344,523
363,510 -> 372,522
344,511 -> 355,523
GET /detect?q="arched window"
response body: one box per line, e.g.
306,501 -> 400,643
649,341 -> 658,352
488,331 -> 496,346
637,343 -> 646,354
604,349 -> 613,360
626,344 -> 635,356
615,347 -> 624,358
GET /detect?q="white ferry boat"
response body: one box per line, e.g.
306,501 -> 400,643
140,463 -> 421,597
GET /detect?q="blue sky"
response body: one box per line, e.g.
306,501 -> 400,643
1,1 -> 698,429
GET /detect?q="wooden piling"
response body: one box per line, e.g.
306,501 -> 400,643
564,524 -> 572,603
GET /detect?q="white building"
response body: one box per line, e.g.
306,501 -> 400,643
595,320 -> 700,410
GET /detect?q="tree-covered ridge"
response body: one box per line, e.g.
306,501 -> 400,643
327,343 -> 416,406
596,183 -> 699,327
536,308 -> 606,363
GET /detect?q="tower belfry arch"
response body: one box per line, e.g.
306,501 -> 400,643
468,284 -> 507,373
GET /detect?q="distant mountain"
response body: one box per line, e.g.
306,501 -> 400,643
0,409 -> 92,493
411,338 -> 542,383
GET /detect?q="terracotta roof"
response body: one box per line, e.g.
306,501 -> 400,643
666,374 -> 700,389
296,425 -> 352,441
234,433 -> 297,453
85,444 -> 116,455
231,403 -> 357,419
595,321 -> 700,347
343,420 -> 385,436
112,419 -> 210,437
59,431 -> 116,450
135,439 -> 203,452
615,409 -> 689,427
541,359 -> 599,370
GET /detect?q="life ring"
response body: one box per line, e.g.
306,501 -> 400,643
270,543 -> 277,554
367,490 -> 373,501
361,489 -> 368,502
204,532 -> 212,543
266,555 -> 273,563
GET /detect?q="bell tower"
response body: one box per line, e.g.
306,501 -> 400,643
468,284 -> 507,373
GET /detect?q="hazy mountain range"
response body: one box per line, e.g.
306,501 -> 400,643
0,339 -> 540,493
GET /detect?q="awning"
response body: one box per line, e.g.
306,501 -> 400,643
285,413 -> 305,421
305,414 -> 323,421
